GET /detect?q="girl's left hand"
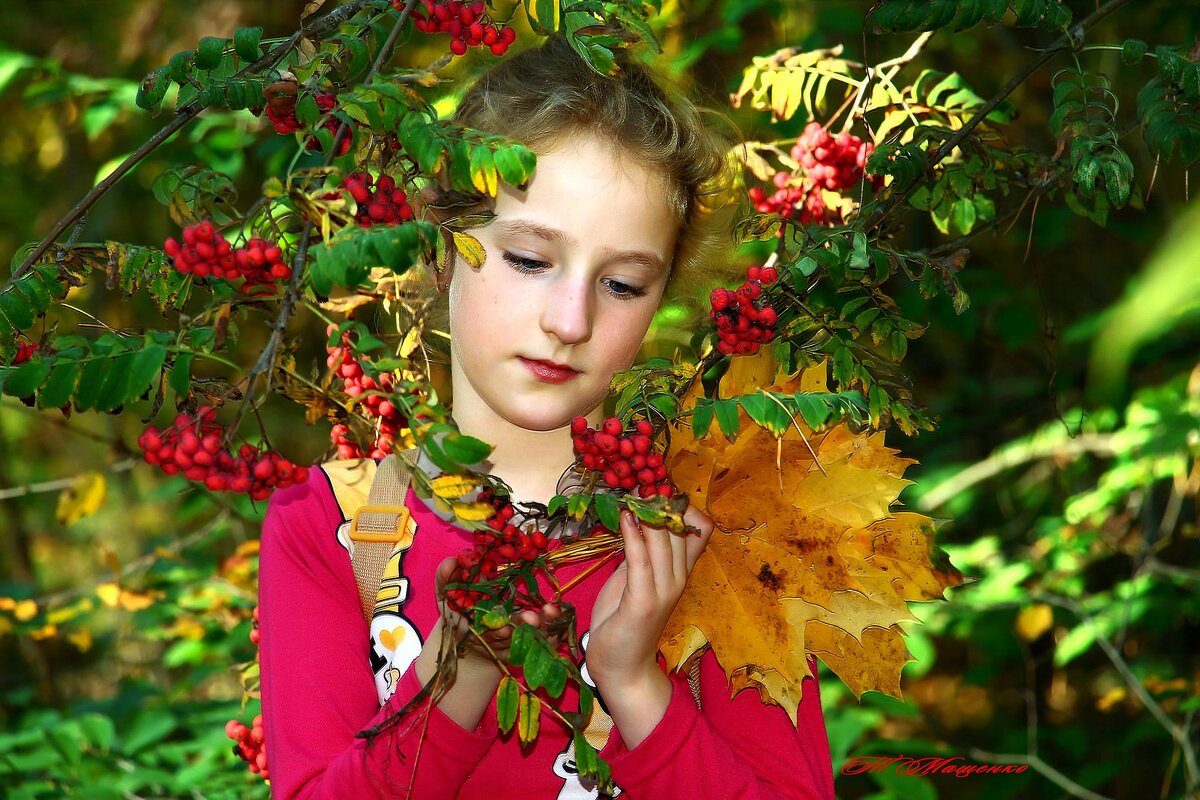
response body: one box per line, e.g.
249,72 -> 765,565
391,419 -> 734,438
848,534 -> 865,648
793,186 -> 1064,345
585,502 -> 714,694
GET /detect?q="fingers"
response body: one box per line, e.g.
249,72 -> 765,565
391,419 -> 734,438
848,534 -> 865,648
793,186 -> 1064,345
619,509 -> 654,599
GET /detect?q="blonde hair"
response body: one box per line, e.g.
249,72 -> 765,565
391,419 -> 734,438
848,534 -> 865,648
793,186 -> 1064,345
419,34 -> 738,341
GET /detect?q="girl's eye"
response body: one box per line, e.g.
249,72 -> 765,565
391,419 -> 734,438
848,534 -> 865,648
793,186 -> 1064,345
502,251 -> 648,301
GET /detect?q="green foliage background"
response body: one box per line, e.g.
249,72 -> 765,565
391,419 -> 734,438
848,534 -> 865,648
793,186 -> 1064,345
1,1 -> 1198,798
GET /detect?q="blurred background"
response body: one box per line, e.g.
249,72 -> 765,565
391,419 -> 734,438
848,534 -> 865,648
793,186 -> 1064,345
1,1 -> 1198,798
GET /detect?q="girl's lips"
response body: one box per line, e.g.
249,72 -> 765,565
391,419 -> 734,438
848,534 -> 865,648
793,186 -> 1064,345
519,357 -> 579,383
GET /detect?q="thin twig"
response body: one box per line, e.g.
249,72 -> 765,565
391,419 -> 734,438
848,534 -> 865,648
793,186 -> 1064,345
1034,592 -> 1199,791
0,458 -> 138,501
965,749 -> 1116,800
32,510 -> 233,608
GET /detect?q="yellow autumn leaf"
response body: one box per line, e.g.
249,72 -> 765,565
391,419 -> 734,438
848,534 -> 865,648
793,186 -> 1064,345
67,628 -> 94,652
96,582 -> 155,611
30,623 -> 58,640
453,232 -> 487,270
431,473 -> 481,499
451,501 -> 496,522
659,348 -> 963,721
56,471 -> 107,526
1015,603 -> 1054,641
14,599 -> 38,622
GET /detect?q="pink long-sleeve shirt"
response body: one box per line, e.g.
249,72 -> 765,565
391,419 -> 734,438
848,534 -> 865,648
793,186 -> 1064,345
259,463 -> 835,799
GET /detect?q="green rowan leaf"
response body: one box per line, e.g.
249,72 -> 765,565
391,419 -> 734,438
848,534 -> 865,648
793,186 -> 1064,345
128,344 -> 167,401
73,356 -> 113,411
529,0 -> 562,34
234,27 -> 263,61
592,490 -> 621,533
2,359 -> 51,398
496,677 -> 519,733
37,361 -> 80,409
713,397 -> 740,440
195,37 -> 226,71
295,94 -> 320,127
792,392 -> 832,429
1122,39 -> 1148,65
691,397 -> 715,439
98,350 -> 139,412
168,51 -> 193,83
136,66 -> 171,111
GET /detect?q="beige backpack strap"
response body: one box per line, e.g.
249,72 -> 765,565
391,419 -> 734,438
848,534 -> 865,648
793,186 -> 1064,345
347,451 -> 417,625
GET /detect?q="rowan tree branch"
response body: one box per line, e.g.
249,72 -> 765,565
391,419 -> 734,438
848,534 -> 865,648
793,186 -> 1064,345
867,0 -> 1136,230
4,0 -> 377,292
225,0 -> 419,440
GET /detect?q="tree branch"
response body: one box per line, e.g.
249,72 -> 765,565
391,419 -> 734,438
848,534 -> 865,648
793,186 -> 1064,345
4,0 -> 377,291
225,0 -> 419,440
868,0 -> 1136,229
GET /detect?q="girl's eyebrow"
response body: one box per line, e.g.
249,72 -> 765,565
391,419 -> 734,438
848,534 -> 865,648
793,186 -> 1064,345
497,219 -> 667,274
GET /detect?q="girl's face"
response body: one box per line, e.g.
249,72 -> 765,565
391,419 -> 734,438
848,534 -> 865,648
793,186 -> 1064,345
447,132 -> 677,432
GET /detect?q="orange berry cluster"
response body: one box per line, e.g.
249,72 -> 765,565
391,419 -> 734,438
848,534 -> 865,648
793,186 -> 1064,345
225,715 -> 268,780
138,406 -> 309,500
748,122 -> 880,228
571,416 -> 674,499
709,264 -> 779,356
407,0 -> 517,56
163,221 -> 291,294
325,325 -> 408,459
344,172 -> 414,227
445,486 -> 550,612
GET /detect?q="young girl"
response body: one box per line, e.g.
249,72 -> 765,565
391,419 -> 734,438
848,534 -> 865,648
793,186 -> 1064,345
259,34 -> 835,800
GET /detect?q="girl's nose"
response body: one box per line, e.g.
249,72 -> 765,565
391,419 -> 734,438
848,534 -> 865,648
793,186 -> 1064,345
539,271 -> 593,346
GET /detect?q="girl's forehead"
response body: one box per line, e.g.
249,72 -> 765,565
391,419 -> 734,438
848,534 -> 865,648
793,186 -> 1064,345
491,135 -> 678,252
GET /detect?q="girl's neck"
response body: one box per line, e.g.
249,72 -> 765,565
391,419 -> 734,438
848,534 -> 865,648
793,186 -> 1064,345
449,403 -> 601,508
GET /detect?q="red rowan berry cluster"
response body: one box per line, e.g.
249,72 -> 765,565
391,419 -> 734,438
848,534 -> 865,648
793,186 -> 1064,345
571,416 -> 674,499
444,486 -> 550,612
406,0 -> 517,56
344,172 -> 414,227
709,264 -> 779,356
748,176 -> 832,227
225,715 -> 268,781
138,406 -> 309,500
263,89 -> 351,155
748,122 -> 880,228
792,121 -> 879,193
325,326 -> 408,459
163,222 -> 291,294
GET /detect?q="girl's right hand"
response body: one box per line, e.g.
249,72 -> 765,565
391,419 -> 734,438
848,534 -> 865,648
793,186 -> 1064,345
430,556 -> 564,666
411,557 -> 564,731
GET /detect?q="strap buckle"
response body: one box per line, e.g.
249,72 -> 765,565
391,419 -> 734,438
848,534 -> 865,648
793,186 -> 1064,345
348,505 -> 413,543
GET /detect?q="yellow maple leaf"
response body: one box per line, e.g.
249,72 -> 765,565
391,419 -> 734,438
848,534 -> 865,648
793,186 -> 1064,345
56,471 -> 107,526
659,348 -> 963,721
